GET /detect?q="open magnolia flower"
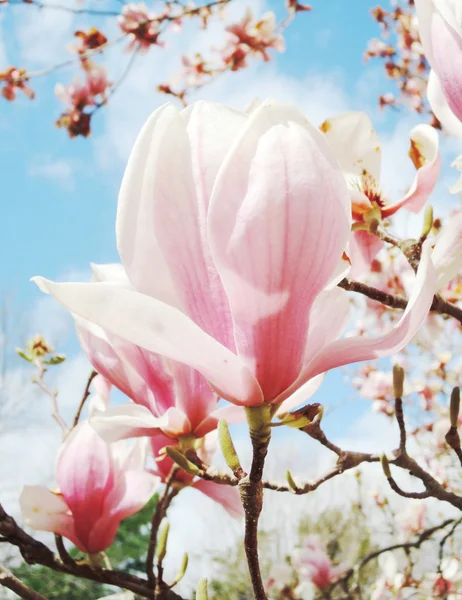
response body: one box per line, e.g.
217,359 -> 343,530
20,417 -> 158,554
320,111 -> 440,273
34,100 -> 435,409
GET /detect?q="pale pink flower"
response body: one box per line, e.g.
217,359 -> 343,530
320,111 -> 441,273
86,64 -> 111,97
20,421 -> 158,554
292,536 -> 345,590
34,100 -> 436,409
55,79 -> 95,109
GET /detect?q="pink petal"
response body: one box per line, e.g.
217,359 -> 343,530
320,111 -> 382,185
116,104 -> 181,308
427,70 -> 462,138
106,470 -> 159,522
76,318 -> 151,406
382,125 -> 441,217
432,210 -> 462,290
56,422 -> 115,551
209,101 -> 351,400
275,288 -> 350,405
168,360 -> 218,433
349,230 -> 384,278
193,479 -> 244,518
33,278 -> 263,407
19,486 -> 77,545
298,240 -> 435,382
194,404 -> 246,438
118,102 -> 239,350
430,7 -> 462,123
276,374 -> 325,414
90,404 -> 188,443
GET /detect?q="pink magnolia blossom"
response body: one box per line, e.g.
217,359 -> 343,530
292,536 -> 345,590
76,263 -> 243,442
118,3 -> 162,52
55,65 -> 110,109
320,111 -> 440,273
34,100 -> 435,409
20,420 -> 158,554
223,10 -> 285,70
150,432 -> 243,518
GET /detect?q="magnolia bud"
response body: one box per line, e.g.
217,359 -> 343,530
380,454 -> 392,479
157,521 -> 169,563
286,470 -> 298,492
393,364 -> 405,398
421,204 -> 434,238
196,578 -> 208,600
165,447 -> 200,476
218,420 -> 241,473
450,387 -> 460,428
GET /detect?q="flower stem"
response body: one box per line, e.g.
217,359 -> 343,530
240,406 -> 272,600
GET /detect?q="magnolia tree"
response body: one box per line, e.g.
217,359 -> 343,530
2,0 -> 462,599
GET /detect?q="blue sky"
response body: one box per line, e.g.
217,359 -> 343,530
0,0 -> 453,437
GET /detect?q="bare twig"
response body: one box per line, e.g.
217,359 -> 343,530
0,564 -> 48,600
72,370 -> 97,428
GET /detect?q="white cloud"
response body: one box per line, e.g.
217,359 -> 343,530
28,159 -> 75,191
16,1 -> 75,66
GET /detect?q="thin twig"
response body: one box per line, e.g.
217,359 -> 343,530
0,564 -> 48,600
72,370 -> 97,428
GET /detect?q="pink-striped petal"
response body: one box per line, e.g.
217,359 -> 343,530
348,230 -> 384,277
193,479 -> 244,518
427,70 -> 462,137
297,240 -> 435,382
430,6 -> 462,123
116,104 -> 181,308
32,278 -> 263,406
90,404 -> 188,442
432,210 -> 462,290
194,404 -> 246,438
209,101 -> 351,400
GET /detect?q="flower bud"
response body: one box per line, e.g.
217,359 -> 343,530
381,454 -> 392,479
165,447 -> 200,476
196,578 -> 208,600
393,364 -> 405,398
218,419 -> 241,473
157,521 -> 169,564
450,387 -> 460,428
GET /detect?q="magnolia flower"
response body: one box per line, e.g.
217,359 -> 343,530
150,431 -> 243,518
292,536 -> 345,590
34,100 -> 435,409
20,419 -> 158,554
320,111 -> 440,273
118,3 -> 162,51
77,263 -> 243,442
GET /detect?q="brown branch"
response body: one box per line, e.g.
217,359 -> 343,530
0,504 -> 153,597
336,517 -> 459,590
72,370 -> 97,428
338,278 -> 462,325
239,407 -> 272,600
54,534 -> 75,568
0,564 -> 48,600
146,468 -> 179,588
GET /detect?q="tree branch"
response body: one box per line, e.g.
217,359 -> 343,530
0,564 -> 48,600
